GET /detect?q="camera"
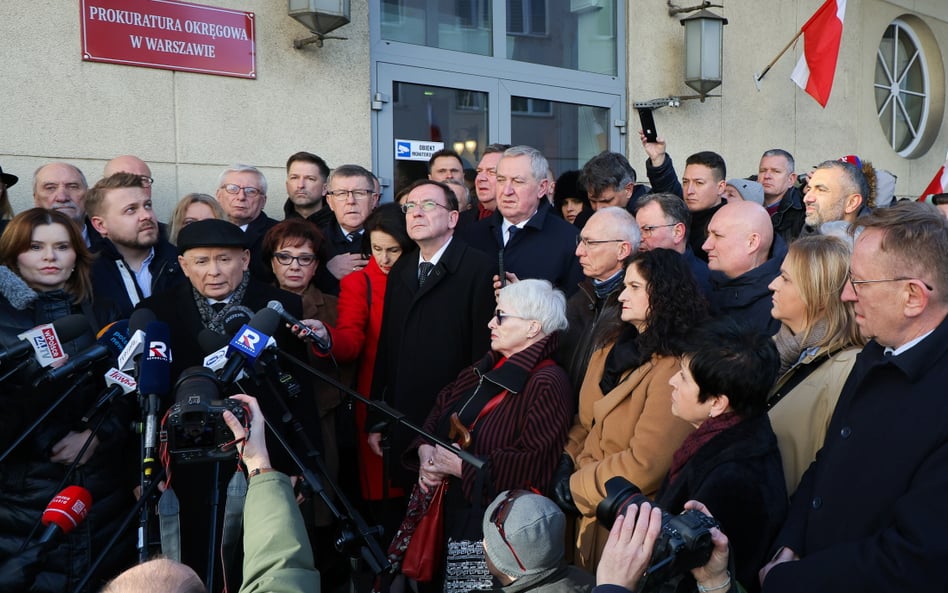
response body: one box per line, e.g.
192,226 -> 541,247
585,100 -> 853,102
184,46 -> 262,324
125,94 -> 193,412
164,366 -> 249,464
597,477 -> 718,586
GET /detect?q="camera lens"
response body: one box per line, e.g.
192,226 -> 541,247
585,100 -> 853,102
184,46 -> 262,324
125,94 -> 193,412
596,476 -> 651,530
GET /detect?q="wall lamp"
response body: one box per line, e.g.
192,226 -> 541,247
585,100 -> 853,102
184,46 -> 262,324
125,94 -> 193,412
635,3 -> 728,109
288,0 -> 350,49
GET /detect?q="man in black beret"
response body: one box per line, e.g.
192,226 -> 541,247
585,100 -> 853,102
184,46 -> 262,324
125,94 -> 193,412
137,218 -> 320,590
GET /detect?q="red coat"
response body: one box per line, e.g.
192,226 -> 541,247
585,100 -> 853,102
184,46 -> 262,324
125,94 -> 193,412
326,256 -> 402,499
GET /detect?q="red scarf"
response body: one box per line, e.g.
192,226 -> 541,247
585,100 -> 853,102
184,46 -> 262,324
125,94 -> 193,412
667,411 -> 742,487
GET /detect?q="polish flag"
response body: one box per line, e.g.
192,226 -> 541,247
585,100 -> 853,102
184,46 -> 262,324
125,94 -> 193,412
919,157 -> 948,202
791,0 -> 847,107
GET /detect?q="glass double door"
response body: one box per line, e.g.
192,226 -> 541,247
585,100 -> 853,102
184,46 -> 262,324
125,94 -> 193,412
374,63 -> 622,201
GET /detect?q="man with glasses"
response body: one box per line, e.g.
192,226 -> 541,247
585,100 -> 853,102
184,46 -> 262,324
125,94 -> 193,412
316,164 -> 378,295
558,207 -> 639,392
369,179 -> 493,499
460,145 -> 583,296
761,201 -> 948,593
703,200 -> 785,335
634,192 -> 710,297
215,163 -> 278,282
87,172 -> 183,318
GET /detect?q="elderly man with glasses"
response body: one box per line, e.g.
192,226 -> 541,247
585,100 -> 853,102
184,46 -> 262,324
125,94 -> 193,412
313,164 -> 379,295
215,163 -> 279,282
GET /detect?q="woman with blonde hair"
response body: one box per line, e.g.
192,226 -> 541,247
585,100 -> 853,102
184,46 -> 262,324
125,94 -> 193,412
767,234 -> 865,493
168,192 -> 224,244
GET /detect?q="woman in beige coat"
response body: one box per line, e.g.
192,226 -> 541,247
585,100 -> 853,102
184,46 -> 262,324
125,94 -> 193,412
552,249 -> 708,570
767,234 -> 865,494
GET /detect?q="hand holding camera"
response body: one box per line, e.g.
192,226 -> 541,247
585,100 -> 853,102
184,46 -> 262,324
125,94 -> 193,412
222,394 -> 271,476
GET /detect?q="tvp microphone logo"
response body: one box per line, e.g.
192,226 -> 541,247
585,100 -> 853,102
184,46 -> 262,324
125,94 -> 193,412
146,340 -> 171,362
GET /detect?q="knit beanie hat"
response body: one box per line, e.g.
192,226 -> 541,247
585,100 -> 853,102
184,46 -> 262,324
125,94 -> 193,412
726,178 -> 765,205
482,491 -> 565,578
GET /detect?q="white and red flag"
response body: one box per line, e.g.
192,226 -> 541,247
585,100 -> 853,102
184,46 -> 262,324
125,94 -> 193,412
919,156 -> 948,202
791,0 -> 847,107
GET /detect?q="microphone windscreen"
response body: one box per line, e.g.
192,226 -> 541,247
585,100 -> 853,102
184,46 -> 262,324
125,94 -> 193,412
248,307 -> 282,336
96,320 -> 130,358
223,305 -> 254,336
199,329 -> 230,355
41,486 -> 92,534
129,308 -> 157,335
138,321 -> 172,396
52,315 -> 94,343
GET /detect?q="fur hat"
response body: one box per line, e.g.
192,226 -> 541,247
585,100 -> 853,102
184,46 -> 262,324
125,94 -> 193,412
482,491 -> 565,578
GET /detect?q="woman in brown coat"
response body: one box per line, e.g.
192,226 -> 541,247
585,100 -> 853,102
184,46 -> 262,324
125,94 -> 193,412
554,249 -> 708,570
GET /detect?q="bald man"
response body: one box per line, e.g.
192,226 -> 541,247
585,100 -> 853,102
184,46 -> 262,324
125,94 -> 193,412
104,155 -> 154,198
703,200 -> 786,335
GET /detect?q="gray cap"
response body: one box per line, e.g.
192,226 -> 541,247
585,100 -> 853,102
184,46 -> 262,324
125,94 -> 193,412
726,178 -> 765,205
482,491 -> 565,578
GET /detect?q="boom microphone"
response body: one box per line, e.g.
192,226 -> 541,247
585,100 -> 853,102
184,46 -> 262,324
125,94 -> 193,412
267,300 -> 330,351
140,321 -> 172,479
218,307 -> 281,385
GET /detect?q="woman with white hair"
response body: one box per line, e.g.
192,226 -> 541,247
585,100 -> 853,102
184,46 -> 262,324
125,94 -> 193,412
390,279 -> 573,593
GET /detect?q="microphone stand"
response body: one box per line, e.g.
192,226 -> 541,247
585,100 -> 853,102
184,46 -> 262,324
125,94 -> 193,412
71,468 -> 166,593
276,349 -> 485,471
252,348 -> 391,576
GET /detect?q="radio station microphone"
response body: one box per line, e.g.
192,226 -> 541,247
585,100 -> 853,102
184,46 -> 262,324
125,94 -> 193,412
39,485 -> 92,544
140,321 -> 172,479
119,308 -> 156,372
0,486 -> 92,589
267,300 -> 330,351
223,305 -> 254,335
79,368 -> 138,428
2,314 -> 87,368
32,320 -> 129,386
218,307 -> 281,385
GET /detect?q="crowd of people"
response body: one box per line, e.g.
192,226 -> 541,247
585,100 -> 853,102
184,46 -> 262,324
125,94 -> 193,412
0,135 -> 946,593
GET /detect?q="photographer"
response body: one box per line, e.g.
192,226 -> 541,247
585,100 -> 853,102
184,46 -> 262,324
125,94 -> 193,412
102,394 -> 320,593
595,501 -> 738,593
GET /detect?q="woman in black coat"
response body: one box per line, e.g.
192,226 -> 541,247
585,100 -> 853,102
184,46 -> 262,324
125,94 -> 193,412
653,319 -> 787,593
0,208 -> 133,593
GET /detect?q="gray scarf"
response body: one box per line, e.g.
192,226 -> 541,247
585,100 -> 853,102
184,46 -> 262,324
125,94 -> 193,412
192,271 -> 251,334
773,317 -> 829,375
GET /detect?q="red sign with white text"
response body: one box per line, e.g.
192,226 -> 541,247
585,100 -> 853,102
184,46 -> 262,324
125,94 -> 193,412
80,0 -> 256,79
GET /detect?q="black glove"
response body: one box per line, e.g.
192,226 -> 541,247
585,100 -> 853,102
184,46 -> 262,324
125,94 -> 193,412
551,453 -> 579,515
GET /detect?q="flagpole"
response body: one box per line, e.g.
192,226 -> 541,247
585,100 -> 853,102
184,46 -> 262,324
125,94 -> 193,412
754,30 -> 803,89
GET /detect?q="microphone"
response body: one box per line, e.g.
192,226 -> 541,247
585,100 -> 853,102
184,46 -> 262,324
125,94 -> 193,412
139,321 -> 172,480
267,300 -> 330,351
39,485 -> 93,544
118,308 -> 156,372
32,321 -> 129,386
79,368 -> 138,428
218,307 -> 281,385
199,329 -> 242,377
0,486 -> 92,590
223,305 -> 254,335
2,314 -> 88,368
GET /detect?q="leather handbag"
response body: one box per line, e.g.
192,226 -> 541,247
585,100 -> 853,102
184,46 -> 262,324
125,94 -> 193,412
400,481 -> 447,582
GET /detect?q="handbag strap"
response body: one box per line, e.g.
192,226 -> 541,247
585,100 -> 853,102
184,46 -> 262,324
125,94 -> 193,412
767,349 -> 839,410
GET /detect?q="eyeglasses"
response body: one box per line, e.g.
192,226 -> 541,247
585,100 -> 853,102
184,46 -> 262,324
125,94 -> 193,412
139,176 -> 154,188
639,223 -> 677,237
575,236 -> 624,248
220,184 -> 262,198
401,200 -> 450,214
489,490 -> 529,572
847,271 -> 934,293
327,189 -> 375,201
273,252 -> 317,267
494,309 -> 529,326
